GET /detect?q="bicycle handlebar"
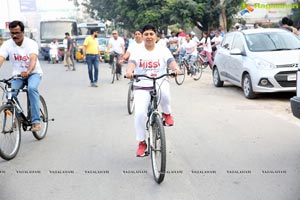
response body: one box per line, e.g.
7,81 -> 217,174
0,75 -> 23,84
124,73 -> 176,80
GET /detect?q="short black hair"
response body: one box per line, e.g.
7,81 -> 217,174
288,19 -> 294,26
65,32 -> 70,36
135,28 -> 142,34
9,21 -> 25,32
142,24 -> 156,34
282,17 -> 289,25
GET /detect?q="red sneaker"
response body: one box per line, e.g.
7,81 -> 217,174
136,141 -> 147,157
162,113 -> 174,126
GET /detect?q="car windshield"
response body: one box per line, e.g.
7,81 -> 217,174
76,39 -> 85,46
98,38 -> 108,46
245,31 -> 300,52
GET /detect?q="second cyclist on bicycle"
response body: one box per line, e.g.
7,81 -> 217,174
174,33 -> 198,78
107,30 -> 125,75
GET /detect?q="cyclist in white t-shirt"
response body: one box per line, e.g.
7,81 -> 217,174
125,24 -> 181,157
0,20 -> 43,132
174,33 -> 198,77
107,30 -> 125,74
120,29 -> 143,63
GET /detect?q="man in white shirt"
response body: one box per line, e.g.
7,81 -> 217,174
0,20 -> 43,131
107,30 -> 125,74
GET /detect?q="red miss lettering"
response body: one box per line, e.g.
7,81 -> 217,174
139,59 -> 160,68
13,54 -> 29,62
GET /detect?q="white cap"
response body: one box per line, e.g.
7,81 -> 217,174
190,31 -> 195,35
234,23 -> 240,27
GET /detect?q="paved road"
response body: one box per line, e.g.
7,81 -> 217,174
0,61 -> 299,200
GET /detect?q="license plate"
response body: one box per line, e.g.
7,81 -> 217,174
288,74 -> 296,81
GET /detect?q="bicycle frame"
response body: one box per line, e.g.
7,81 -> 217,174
5,80 -> 33,130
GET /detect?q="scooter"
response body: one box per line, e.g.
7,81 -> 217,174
48,43 -> 59,64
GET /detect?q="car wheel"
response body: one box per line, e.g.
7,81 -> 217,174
242,74 -> 256,99
213,67 -> 224,87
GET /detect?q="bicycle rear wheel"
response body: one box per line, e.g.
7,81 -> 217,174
150,114 -> 166,184
127,81 -> 135,115
175,62 -> 186,85
0,104 -> 21,160
193,61 -> 203,81
32,95 -> 48,140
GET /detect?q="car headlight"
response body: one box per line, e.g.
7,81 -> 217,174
255,59 -> 276,70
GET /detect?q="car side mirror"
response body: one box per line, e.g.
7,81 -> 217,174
230,48 -> 243,55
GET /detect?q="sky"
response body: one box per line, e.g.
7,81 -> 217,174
0,0 -> 78,29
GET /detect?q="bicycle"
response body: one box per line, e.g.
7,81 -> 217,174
125,73 -> 175,184
198,53 -> 209,69
0,75 -> 53,160
127,79 -> 135,115
175,55 -> 203,85
110,51 -> 122,84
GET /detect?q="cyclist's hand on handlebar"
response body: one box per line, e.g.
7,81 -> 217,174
20,71 -> 29,78
173,69 -> 182,76
125,72 -> 134,79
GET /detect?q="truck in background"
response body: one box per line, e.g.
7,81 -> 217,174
39,19 -> 78,60
77,21 -> 106,37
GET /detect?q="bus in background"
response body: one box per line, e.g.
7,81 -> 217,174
39,19 -> 78,60
77,21 -> 106,37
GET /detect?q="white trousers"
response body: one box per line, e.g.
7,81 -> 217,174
134,80 -> 171,141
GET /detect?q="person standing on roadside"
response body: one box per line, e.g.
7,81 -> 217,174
65,32 -> 75,71
63,35 -> 71,67
83,29 -> 102,87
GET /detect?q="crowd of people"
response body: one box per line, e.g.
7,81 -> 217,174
2,18 -> 300,157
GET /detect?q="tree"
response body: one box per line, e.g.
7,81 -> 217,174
80,0 -> 243,33
290,0 -> 300,27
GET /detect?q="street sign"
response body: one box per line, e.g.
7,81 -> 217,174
19,0 -> 37,12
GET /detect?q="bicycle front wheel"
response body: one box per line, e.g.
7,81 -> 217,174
193,60 -> 203,81
111,63 -> 116,84
175,62 -> 186,85
0,104 -> 21,160
32,95 -> 48,140
150,114 -> 166,184
127,81 -> 135,115
0,84 -> 6,105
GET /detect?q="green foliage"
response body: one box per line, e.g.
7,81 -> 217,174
80,0 -> 244,33
290,0 -> 300,26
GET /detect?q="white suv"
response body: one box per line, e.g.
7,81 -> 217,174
213,28 -> 300,99
291,68 -> 300,119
